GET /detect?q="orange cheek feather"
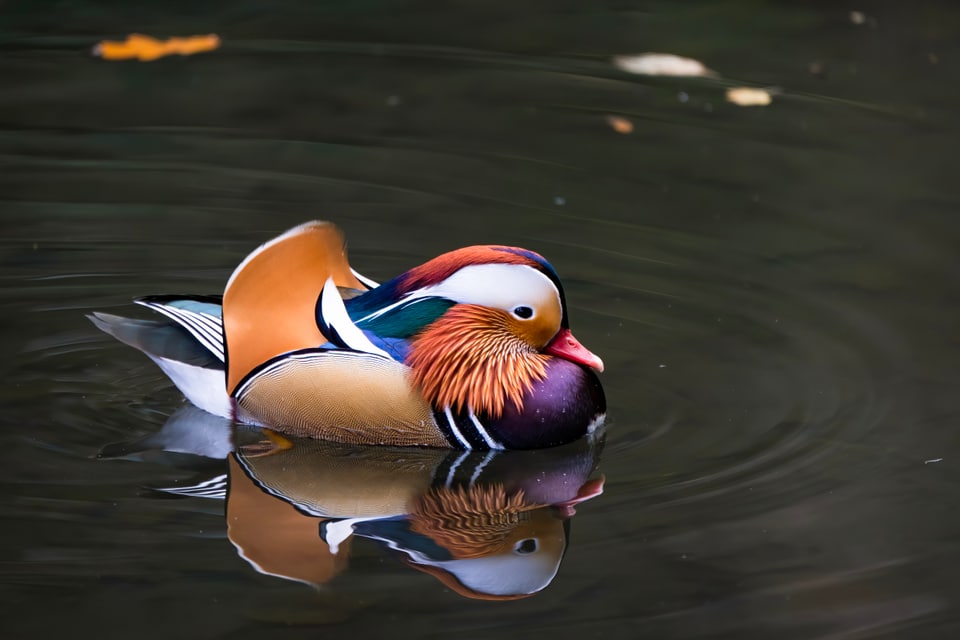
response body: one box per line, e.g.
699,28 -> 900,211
408,306 -> 549,418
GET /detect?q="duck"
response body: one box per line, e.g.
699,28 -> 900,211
90,221 -> 606,449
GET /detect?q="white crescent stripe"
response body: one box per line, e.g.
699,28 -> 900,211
350,267 -> 380,290
319,277 -> 391,358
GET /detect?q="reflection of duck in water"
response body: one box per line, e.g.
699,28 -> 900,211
90,221 -> 605,450
101,407 -> 604,599
366,482 -> 605,599
230,431 -> 605,599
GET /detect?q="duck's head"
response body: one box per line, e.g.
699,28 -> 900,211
354,245 -> 603,418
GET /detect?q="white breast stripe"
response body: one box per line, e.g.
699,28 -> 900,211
443,406 -> 471,449
468,411 -> 504,450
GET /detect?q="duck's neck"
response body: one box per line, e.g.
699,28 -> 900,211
407,305 -> 548,417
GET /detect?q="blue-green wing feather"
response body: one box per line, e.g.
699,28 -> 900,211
348,296 -> 454,339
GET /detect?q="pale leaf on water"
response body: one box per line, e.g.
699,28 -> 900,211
726,87 -> 773,107
612,53 -> 715,77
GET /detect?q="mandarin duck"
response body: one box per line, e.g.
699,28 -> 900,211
90,221 -> 606,449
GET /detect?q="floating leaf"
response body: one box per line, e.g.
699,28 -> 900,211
606,115 -> 634,134
849,11 -> 877,27
92,33 -> 221,61
612,53 -> 715,78
725,87 -> 773,107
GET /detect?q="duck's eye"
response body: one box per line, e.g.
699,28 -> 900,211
514,538 -> 539,554
512,305 -> 534,320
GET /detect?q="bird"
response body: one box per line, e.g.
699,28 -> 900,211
89,221 -> 606,449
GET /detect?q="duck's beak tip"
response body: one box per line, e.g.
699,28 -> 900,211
544,328 -> 604,373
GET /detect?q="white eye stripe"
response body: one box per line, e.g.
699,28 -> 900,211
409,264 -> 560,314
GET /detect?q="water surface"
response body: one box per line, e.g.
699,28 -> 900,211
3,1 -> 960,638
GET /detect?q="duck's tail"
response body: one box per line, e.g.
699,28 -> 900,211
88,310 -> 233,419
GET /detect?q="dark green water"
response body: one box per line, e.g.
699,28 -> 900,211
3,1 -> 960,638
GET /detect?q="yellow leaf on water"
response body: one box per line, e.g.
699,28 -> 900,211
612,53 -> 715,78
725,87 -> 772,107
92,33 -> 221,61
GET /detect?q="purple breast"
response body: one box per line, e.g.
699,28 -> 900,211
491,358 -> 606,449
